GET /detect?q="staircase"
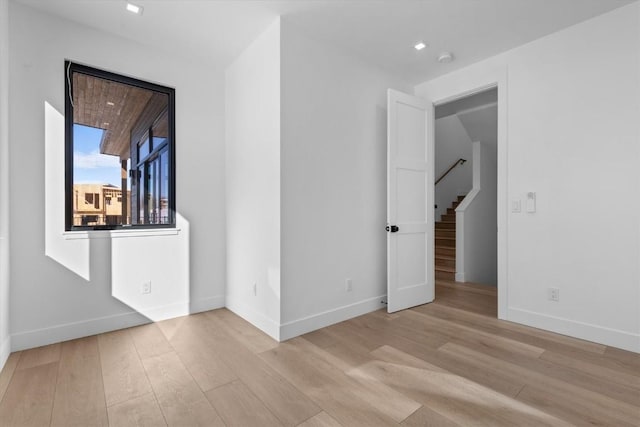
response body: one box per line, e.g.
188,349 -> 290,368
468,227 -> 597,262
435,195 -> 464,281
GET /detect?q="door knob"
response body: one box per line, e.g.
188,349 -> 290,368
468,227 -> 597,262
385,225 -> 399,233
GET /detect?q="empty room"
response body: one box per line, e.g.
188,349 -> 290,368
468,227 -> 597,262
0,0 -> 638,426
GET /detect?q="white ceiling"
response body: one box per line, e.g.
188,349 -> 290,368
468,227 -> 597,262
458,104 -> 498,148
435,88 -> 497,119
16,0 -> 636,84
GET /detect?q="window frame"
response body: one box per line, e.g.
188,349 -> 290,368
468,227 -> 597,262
64,61 -> 176,231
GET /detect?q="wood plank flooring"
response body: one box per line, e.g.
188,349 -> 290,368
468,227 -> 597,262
0,280 -> 638,426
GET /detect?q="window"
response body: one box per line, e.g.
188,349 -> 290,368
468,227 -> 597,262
65,62 -> 175,230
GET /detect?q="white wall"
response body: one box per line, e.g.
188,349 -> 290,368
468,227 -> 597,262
456,142 -> 497,285
9,2 -> 226,351
434,115 -> 472,220
416,3 -> 640,352
279,21 -> 411,339
0,0 -> 11,369
225,19 -> 281,339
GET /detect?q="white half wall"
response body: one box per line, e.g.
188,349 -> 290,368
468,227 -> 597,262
416,3 -> 640,352
456,142 -> 497,285
434,115 -> 472,220
9,2 -> 226,351
280,20 -> 411,336
225,18 -> 282,339
0,0 -> 11,369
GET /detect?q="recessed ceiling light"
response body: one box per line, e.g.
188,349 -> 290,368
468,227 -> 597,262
437,52 -> 454,63
414,42 -> 427,51
106,101 -> 115,106
126,2 -> 143,15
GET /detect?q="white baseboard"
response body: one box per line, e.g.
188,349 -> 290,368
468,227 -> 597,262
508,307 -> 640,353
0,335 -> 10,372
11,311 -> 148,352
225,297 -> 280,341
11,296 -> 226,352
138,301 -> 191,321
455,272 -> 465,282
136,295 -> 225,320
189,295 -> 225,314
279,295 -> 387,342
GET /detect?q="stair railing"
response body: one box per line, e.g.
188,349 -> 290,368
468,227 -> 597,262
435,158 -> 467,185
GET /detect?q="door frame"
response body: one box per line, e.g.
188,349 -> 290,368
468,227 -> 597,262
417,68 -> 508,320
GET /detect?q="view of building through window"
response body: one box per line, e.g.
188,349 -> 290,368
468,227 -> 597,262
67,63 -> 175,229
73,124 -> 125,225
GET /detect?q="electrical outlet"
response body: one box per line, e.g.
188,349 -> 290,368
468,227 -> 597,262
548,287 -> 559,302
345,278 -> 353,292
141,281 -> 151,294
252,282 -> 257,296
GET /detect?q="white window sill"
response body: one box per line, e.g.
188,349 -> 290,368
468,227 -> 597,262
63,228 -> 181,240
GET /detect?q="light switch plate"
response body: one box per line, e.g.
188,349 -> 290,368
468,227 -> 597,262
511,200 -> 521,213
526,192 -> 536,213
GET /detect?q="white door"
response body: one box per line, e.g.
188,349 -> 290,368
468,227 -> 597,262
387,89 -> 434,313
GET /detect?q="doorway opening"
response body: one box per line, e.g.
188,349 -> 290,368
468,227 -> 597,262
433,88 -> 498,317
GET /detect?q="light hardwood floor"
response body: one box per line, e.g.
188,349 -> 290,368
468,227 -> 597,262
0,281 -> 638,426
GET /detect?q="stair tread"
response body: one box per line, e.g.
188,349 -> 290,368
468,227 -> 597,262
435,254 -> 455,260
435,266 -> 456,273
436,271 -> 455,279
435,236 -> 456,240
